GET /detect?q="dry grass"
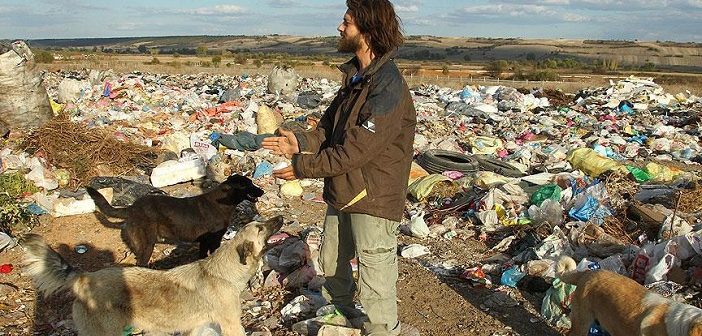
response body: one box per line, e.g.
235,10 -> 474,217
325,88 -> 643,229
22,114 -> 158,189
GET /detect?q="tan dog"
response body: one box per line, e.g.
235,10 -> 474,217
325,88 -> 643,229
556,255 -> 702,336
22,216 -> 283,336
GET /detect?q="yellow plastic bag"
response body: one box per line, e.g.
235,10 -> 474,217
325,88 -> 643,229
566,148 -> 624,177
468,136 -> 503,155
473,171 -> 513,189
408,174 -> 451,201
49,99 -> 63,115
645,162 -> 681,184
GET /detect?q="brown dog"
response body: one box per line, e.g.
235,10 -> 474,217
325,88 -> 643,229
86,174 -> 264,266
22,216 -> 283,336
556,256 -> 702,336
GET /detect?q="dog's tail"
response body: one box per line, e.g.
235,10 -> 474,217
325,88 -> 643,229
21,234 -> 80,298
555,255 -> 586,285
86,186 -> 129,219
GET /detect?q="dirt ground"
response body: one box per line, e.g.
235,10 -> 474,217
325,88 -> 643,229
0,180 -> 564,336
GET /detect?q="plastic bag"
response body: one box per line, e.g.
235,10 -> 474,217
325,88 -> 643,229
468,136 -> 503,155
598,254 -> 628,275
407,174 -> 452,201
626,165 -> 651,183
645,162 -> 681,184
530,184 -> 562,206
0,41 -> 54,130
528,199 -> 564,228
535,226 -> 574,260
566,148 -> 624,177
568,195 -> 612,224
268,65 -> 298,95
408,211 -> 430,239
500,265 -> 526,287
541,278 -> 577,328
257,104 -> 282,134
570,222 -> 626,258
659,215 -> 692,241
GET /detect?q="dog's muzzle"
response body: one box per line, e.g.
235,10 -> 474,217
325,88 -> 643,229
246,193 -> 260,202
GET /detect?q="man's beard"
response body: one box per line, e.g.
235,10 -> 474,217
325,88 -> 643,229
337,33 -> 362,53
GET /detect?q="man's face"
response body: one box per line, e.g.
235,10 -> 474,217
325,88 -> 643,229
337,10 -> 363,53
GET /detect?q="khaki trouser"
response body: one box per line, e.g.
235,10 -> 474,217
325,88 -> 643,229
320,206 -> 400,336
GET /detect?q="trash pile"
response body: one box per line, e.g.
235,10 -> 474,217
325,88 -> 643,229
403,77 -> 702,330
2,55 -> 702,335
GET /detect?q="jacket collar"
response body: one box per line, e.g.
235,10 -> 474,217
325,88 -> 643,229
338,49 -> 397,80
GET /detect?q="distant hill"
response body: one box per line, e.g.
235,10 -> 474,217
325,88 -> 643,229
27,35 -> 702,72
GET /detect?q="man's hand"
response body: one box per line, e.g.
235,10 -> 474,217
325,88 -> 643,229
273,166 -> 297,181
262,128 -> 299,159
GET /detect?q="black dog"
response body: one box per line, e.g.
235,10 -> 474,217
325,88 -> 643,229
86,174 -> 264,266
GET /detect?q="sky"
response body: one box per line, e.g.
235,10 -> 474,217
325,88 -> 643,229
1,0 -> 701,42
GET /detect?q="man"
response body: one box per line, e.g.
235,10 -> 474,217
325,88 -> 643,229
262,0 -> 416,335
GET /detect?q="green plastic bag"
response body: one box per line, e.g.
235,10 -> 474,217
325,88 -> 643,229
626,165 -> 651,183
530,184 -> 562,206
541,278 -> 577,329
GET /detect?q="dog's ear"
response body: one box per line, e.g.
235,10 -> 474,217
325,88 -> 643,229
236,240 -> 255,265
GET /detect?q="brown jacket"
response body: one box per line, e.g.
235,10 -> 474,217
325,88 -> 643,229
291,52 -> 416,221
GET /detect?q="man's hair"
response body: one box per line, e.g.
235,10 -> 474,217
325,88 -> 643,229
346,0 -> 403,56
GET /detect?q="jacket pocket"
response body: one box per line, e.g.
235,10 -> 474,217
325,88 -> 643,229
360,167 -> 374,202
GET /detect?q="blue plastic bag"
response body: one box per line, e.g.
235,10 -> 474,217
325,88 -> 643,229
253,161 -> 273,179
500,265 -> 526,287
568,195 -> 612,224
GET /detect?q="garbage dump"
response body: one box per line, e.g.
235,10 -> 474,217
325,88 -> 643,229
1,59 -> 702,335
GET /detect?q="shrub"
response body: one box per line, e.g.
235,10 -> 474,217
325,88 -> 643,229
212,55 -> 222,67
528,70 -> 559,81
34,50 -> 54,63
486,60 -> 509,78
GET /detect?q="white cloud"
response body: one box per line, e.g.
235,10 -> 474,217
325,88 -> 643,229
395,4 -> 419,12
268,0 -> 301,8
404,17 -> 435,27
177,5 -> 246,16
394,0 -> 422,13
461,4 -> 557,16
561,12 -> 589,21
115,22 -> 142,31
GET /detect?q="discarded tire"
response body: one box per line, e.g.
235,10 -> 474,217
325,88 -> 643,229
416,149 -> 479,175
475,155 -> 525,177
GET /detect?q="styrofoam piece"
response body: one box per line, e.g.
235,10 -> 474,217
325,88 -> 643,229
150,158 -> 206,188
